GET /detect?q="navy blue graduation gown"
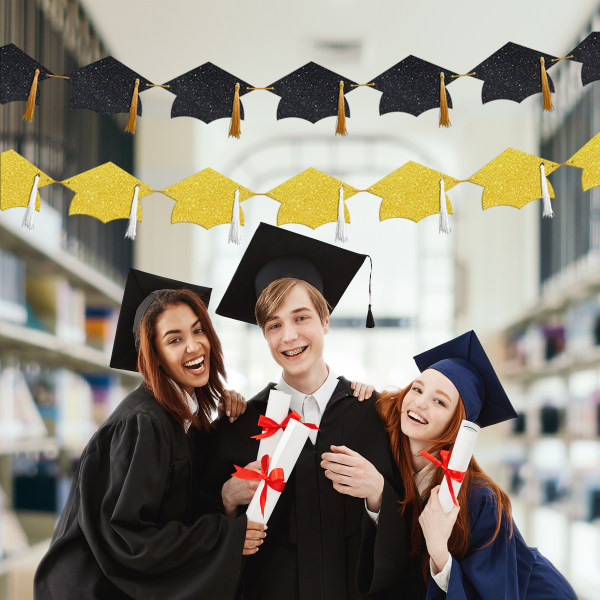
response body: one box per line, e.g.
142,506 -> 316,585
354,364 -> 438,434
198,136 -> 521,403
203,377 -> 412,600
426,485 -> 578,600
34,384 -> 247,600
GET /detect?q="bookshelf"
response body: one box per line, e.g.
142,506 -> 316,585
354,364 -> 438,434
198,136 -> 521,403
0,207 -> 139,597
499,257 -> 600,597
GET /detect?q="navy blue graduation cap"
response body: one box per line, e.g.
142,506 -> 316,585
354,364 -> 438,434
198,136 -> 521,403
267,62 -> 358,125
0,44 -> 53,105
469,42 -> 557,105
371,55 -> 458,118
413,330 -> 517,428
569,32 -> 600,86
216,222 -> 374,327
110,268 -> 212,372
165,63 -> 253,123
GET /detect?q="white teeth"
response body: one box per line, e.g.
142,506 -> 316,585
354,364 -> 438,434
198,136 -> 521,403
408,410 -> 428,424
283,347 -> 306,357
184,356 -> 204,368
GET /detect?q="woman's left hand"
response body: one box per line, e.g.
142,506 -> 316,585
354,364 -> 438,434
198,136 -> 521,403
321,445 -> 384,512
350,381 -> 375,402
218,389 -> 247,422
418,485 -> 459,573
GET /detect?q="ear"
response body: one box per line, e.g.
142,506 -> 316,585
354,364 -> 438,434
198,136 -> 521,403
323,314 -> 330,334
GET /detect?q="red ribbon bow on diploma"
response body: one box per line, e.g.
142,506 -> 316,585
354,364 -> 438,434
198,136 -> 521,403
419,449 -> 465,507
232,454 -> 286,517
251,410 -> 320,440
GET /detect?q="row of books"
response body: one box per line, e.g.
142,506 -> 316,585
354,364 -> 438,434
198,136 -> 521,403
0,248 -> 27,325
0,247 -> 119,351
512,401 -> 600,439
505,295 -> 600,369
507,461 -> 600,523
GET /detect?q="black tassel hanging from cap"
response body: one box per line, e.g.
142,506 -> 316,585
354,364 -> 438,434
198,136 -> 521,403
366,255 -> 375,328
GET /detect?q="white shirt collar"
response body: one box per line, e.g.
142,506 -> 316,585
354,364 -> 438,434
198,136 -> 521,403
276,367 -> 339,423
169,379 -> 198,432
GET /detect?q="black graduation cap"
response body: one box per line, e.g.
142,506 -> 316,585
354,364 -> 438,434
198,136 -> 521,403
569,32 -> 600,86
216,222 -> 373,327
165,62 -> 254,123
469,42 -> 558,104
413,330 -> 518,428
66,56 -> 153,116
0,43 -> 53,104
371,55 -> 458,117
267,62 -> 358,123
110,268 -> 212,372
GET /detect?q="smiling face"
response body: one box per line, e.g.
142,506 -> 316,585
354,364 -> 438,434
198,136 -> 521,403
401,368 -> 460,447
154,303 -> 211,395
263,282 -> 329,392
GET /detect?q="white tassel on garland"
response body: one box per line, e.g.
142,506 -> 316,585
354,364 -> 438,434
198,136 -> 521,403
439,178 -> 451,234
228,188 -> 241,245
22,173 -> 40,229
335,186 -> 348,243
540,163 -> 554,218
125,184 -> 140,240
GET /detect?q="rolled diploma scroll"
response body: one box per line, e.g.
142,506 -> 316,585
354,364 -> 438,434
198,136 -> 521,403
438,420 -> 480,513
247,418 -> 310,524
256,390 -> 292,460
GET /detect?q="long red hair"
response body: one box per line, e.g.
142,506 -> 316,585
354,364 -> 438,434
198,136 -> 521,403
377,382 -> 513,582
136,289 -> 227,432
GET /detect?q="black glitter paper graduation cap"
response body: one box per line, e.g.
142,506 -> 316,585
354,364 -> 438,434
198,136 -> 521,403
469,42 -> 558,104
216,222 -> 373,327
66,56 -> 153,131
413,330 -> 518,428
371,55 -> 458,117
110,268 -> 212,372
267,62 -> 358,124
0,44 -> 53,105
165,63 -> 254,123
569,32 -> 600,86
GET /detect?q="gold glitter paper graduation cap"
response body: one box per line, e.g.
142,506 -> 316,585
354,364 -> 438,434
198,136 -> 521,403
0,150 -> 55,211
110,268 -> 212,372
371,56 -> 458,122
469,42 -> 557,108
0,44 -> 54,121
165,63 -> 254,133
368,162 -> 460,223
566,131 -> 600,191
267,62 -> 358,129
66,57 -> 153,132
569,33 -> 600,86
162,168 -> 254,229
266,168 -> 359,229
62,162 -> 154,223
468,149 -> 561,211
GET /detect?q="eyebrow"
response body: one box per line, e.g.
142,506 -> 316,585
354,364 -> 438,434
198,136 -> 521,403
413,379 -> 453,402
266,307 -> 312,323
162,318 -> 201,338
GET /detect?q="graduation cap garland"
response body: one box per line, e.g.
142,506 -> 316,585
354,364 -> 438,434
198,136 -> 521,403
4,130 -> 600,239
3,36 -> 600,133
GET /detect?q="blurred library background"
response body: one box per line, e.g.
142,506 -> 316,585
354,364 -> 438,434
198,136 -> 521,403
1,0 -> 600,598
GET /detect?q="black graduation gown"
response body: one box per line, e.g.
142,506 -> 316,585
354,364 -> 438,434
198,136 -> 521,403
34,385 -> 247,600
204,376 -> 411,600
426,486 -> 578,600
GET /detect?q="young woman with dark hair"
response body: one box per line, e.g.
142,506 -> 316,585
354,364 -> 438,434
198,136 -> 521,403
321,331 -> 577,599
34,271 -> 266,600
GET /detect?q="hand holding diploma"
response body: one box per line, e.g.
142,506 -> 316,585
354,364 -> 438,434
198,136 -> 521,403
418,485 -> 459,573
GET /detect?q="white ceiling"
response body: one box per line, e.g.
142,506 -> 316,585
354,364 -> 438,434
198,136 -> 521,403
79,0 -> 600,83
